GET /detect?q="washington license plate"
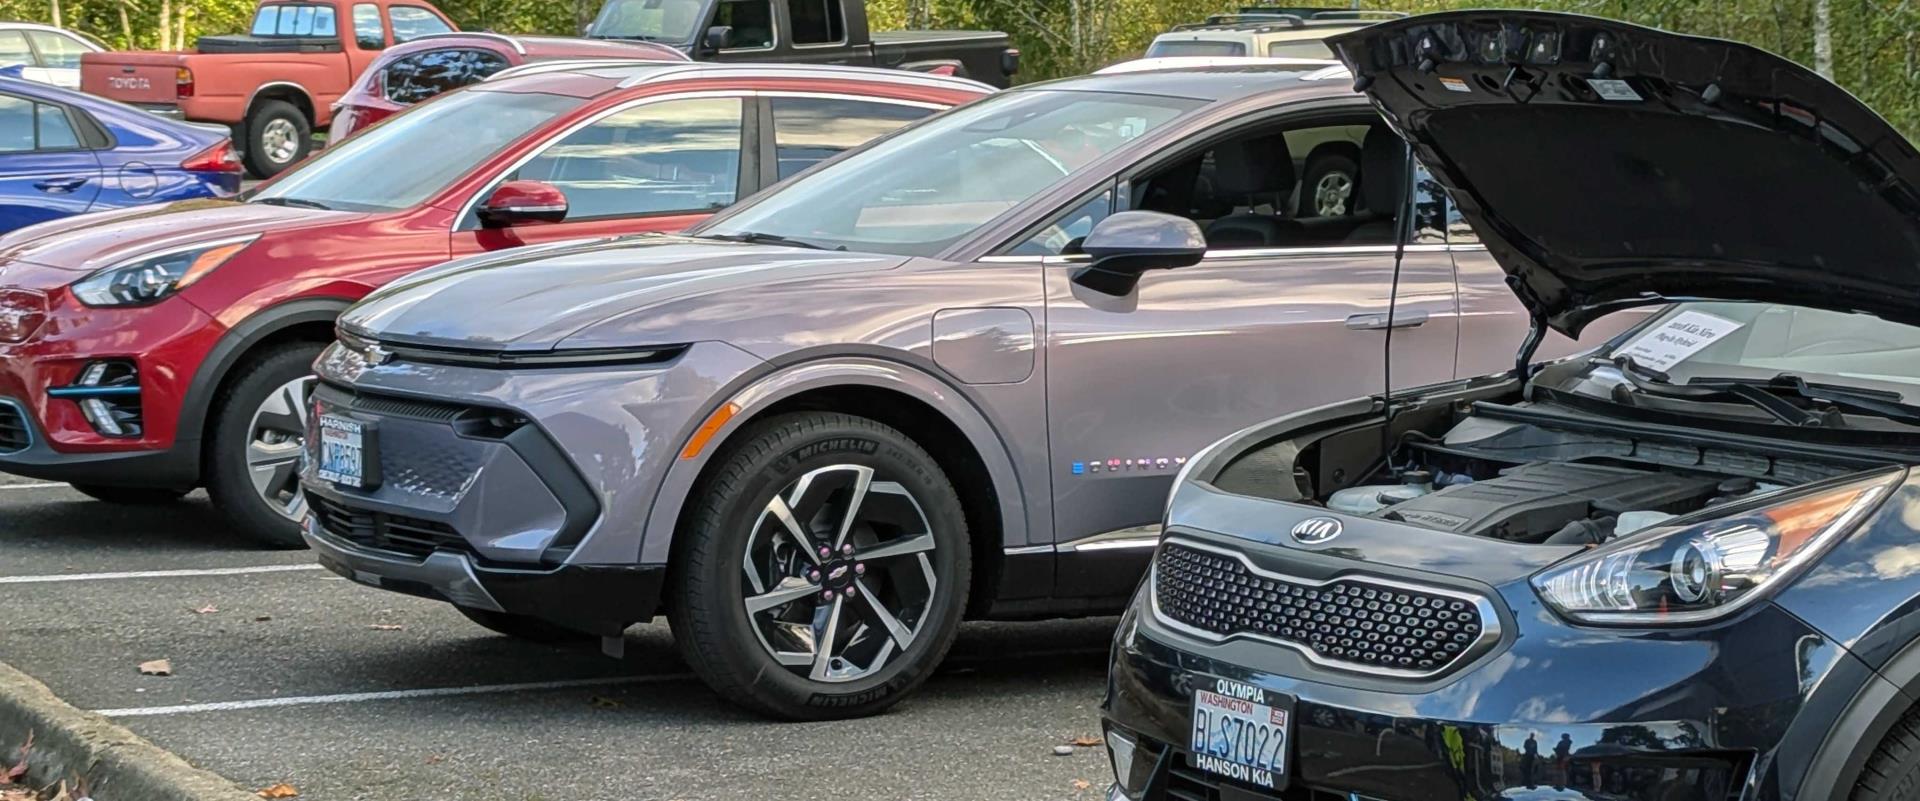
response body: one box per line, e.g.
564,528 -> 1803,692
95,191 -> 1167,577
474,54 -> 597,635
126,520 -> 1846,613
316,414 -> 369,488
1188,678 -> 1291,790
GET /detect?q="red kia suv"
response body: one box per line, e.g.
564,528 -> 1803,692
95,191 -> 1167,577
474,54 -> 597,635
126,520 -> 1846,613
0,63 -> 988,545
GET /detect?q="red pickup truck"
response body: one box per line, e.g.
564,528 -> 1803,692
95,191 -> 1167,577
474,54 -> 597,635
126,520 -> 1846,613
79,0 -> 456,177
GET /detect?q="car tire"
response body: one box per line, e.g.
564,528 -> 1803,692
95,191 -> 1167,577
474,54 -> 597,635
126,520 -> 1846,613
204,343 -> 321,549
1854,707 -> 1920,800
668,411 -> 971,721
456,607 -> 594,643
1299,151 -> 1360,218
69,484 -> 188,504
242,100 -> 311,178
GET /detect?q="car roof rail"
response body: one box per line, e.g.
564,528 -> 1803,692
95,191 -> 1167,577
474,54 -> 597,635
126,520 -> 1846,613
1308,10 -> 1407,20
401,31 -> 528,55
485,57 -> 666,81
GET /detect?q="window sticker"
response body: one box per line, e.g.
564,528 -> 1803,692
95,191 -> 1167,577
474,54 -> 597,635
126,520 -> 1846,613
1616,310 -> 1745,371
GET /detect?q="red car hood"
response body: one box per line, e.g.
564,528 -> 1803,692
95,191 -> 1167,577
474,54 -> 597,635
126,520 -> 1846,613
0,199 -> 366,286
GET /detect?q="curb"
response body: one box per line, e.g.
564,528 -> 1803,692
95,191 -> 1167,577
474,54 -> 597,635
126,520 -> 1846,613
0,661 -> 256,801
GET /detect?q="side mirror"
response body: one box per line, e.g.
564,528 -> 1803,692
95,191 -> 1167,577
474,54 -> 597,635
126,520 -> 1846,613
477,180 -> 568,228
1070,211 -> 1208,295
703,25 -> 733,52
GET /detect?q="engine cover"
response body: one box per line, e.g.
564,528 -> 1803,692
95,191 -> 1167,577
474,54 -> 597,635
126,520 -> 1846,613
1375,462 -> 1720,542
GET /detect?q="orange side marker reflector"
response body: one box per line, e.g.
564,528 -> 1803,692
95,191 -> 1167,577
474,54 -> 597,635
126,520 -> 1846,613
681,402 -> 740,460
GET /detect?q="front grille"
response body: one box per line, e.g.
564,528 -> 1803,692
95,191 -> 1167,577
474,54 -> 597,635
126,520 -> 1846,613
309,495 -> 471,560
1154,542 -> 1487,676
1163,759 -> 1342,801
0,401 -> 27,452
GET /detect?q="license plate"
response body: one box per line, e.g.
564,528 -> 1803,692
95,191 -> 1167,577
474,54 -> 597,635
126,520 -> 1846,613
1188,678 -> 1291,790
315,414 -> 373,488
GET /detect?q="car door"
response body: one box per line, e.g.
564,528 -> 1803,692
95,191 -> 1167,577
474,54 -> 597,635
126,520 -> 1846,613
23,31 -> 92,89
1026,112 -> 1457,596
0,94 -> 101,232
449,93 -> 755,255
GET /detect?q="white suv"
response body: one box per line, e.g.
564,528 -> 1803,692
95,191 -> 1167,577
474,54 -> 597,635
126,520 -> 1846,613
1145,10 -> 1404,60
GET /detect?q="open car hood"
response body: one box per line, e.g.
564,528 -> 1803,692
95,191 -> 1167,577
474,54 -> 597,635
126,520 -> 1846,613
1330,12 -> 1920,336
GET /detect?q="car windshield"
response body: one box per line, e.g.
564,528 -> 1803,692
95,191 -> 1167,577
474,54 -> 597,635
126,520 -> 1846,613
589,0 -> 704,43
1594,301 -> 1920,402
696,90 -> 1202,257
251,89 -> 581,213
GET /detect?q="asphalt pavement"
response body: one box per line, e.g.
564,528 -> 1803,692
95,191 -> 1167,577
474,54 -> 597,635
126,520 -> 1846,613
0,473 -> 1121,800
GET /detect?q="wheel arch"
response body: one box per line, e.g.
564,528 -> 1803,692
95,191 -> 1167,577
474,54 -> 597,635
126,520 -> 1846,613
644,357 -> 1031,619
244,82 -> 317,128
1793,637 -> 1920,800
177,297 -> 349,482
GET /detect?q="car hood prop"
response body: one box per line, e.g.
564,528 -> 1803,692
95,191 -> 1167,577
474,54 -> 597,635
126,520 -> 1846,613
1330,11 -> 1920,338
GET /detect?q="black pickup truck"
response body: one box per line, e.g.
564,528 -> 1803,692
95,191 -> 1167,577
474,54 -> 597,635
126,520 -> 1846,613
588,0 -> 1018,87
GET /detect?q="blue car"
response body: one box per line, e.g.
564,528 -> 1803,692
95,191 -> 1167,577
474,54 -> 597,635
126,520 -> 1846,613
0,70 -> 240,233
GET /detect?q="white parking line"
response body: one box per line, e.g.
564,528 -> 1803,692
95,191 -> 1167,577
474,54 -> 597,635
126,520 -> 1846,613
0,482 -> 68,491
0,564 -> 324,585
95,674 -> 696,717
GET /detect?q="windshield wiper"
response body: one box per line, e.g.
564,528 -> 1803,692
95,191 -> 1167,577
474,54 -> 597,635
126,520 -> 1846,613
700,231 -> 844,251
1598,355 -> 1825,427
1691,373 -> 1920,429
254,197 -> 333,211
1598,356 -> 1920,429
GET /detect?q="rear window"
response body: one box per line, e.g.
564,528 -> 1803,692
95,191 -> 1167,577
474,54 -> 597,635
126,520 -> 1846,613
251,4 -> 339,37
383,47 -> 508,104
1267,39 -> 1335,59
388,6 -> 452,43
1145,38 -> 1247,57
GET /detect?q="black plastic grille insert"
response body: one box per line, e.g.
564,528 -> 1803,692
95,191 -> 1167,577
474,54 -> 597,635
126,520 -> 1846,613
310,495 -> 470,560
0,403 -> 26,452
1154,542 -> 1485,675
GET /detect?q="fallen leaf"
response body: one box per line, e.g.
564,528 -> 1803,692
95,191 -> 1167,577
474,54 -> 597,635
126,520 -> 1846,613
588,696 -> 622,709
3,761 -> 22,782
0,789 -> 34,801
192,604 -> 218,615
1068,735 -> 1103,747
423,755 -> 443,765
368,624 -> 403,632
1071,779 -> 1093,791
136,659 -> 172,677
255,783 -> 298,799
253,615 -> 272,622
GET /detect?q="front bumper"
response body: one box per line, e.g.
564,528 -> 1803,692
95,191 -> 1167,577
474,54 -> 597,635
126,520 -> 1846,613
1100,534 -> 1875,801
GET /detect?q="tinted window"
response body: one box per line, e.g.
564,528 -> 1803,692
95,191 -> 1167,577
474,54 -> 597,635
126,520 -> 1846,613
703,90 -> 1198,257
0,32 -> 31,68
511,96 -> 744,220
255,89 -> 580,212
384,48 -> 508,104
588,0 -> 705,44
1145,39 -> 1247,57
790,0 -> 845,45
26,31 -> 90,68
716,0 -> 773,48
1268,40 -> 1335,59
771,97 -> 927,180
388,6 -> 452,42
0,96 -> 31,152
352,3 -> 385,48
35,103 -> 76,149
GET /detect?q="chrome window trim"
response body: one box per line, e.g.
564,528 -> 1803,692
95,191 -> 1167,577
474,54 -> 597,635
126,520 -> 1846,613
1149,536 -> 1503,680
1020,242 -> 1454,266
613,63 -> 994,93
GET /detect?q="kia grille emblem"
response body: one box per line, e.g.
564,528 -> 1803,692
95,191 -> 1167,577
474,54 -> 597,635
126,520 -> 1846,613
1291,517 -> 1343,544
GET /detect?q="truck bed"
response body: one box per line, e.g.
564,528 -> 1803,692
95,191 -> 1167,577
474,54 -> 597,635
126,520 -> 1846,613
196,34 -> 343,54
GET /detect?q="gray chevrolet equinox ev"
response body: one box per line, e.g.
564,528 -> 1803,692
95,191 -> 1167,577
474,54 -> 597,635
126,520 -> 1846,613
300,63 -> 1617,719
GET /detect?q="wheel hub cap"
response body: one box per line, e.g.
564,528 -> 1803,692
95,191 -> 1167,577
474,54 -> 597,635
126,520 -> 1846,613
246,375 -> 314,522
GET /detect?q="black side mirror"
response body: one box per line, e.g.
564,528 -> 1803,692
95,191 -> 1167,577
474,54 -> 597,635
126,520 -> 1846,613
704,25 -> 733,52
1070,211 -> 1209,295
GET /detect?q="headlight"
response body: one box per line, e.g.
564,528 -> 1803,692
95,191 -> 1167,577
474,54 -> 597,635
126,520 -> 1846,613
1533,470 -> 1900,625
71,237 -> 256,307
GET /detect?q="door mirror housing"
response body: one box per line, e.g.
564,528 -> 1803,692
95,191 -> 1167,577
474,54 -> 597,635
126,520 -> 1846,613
703,25 -> 733,52
477,180 -> 568,228
1070,211 -> 1209,295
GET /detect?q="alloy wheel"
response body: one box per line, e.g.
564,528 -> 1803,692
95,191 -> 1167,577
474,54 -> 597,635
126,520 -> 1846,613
246,375 -> 313,522
740,464 -> 939,683
262,119 -> 301,165
1313,171 -> 1354,216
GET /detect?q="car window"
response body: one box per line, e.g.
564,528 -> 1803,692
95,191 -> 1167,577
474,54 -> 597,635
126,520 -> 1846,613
0,96 -> 31,152
0,32 -> 32,68
255,89 -> 580,213
1010,190 -> 1112,257
26,31 -> 89,69
352,3 -> 385,49
790,0 -> 845,45
1267,39 -> 1335,59
255,4 -> 336,37
701,90 -> 1199,257
770,97 -> 929,180
388,6 -> 451,43
384,48 -> 509,104
1145,39 -> 1247,57
588,0 -> 705,45
717,0 -> 774,49
509,96 -> 744,221
35,103 -> 76,149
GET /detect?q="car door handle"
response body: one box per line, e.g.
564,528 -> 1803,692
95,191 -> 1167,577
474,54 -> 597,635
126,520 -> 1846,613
1346,309 -> 1430,331
34,177 -> 88,193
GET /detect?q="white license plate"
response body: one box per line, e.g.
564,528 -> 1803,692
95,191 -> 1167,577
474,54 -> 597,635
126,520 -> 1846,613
1188,678 -> 1290,790
315,415 -> 366,488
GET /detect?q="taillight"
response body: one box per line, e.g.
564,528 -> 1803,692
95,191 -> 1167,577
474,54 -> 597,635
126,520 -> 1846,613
181,140 -> 242,174
175,67 -> 194,98
0,289 -> 49,344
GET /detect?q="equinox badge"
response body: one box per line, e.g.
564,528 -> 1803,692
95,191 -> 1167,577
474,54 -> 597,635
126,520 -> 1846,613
1291,517 -> 1343,545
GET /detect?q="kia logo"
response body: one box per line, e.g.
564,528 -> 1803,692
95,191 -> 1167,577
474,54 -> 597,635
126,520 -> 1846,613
1291,517 -> 1343,544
